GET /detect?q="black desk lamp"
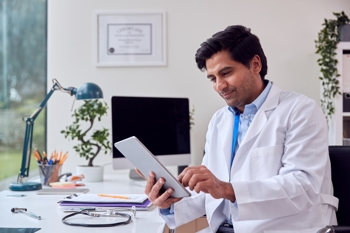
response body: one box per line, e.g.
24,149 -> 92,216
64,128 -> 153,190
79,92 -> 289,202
9,78 -> 103,191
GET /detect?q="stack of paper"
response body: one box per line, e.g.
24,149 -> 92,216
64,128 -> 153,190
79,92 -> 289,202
58,193 -> 153,211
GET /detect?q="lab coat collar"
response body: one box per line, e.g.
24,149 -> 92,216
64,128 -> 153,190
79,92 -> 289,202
216,83 -> 282,176
240,83 -> 281,146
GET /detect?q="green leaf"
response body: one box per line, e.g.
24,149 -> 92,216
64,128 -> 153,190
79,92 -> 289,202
60,99 -> 112,166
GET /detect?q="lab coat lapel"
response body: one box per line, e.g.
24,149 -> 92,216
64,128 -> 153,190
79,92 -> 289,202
216,109 -> 234,178
205,110 -> 234,231
240,84 -> 281,147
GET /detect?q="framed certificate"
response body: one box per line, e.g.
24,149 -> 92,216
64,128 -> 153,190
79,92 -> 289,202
95,11 -> 166,67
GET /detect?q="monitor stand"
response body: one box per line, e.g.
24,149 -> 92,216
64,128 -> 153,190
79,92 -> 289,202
129,169 -> 145,180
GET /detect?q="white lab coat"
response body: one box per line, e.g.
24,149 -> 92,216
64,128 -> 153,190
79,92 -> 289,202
160,84 -> 338,233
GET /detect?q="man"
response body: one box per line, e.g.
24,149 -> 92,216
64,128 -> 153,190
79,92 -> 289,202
141,25 -> 338,233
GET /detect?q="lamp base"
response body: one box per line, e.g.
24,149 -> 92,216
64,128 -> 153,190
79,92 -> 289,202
9,182 -> 42,191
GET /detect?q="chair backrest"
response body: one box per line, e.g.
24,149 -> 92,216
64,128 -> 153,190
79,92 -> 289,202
329,146 -> 350,226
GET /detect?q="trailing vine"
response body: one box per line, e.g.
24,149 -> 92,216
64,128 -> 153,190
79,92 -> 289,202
315,11 -> 349,121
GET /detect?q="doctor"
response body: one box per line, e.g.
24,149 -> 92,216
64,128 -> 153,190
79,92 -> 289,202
141,25 -> 338,233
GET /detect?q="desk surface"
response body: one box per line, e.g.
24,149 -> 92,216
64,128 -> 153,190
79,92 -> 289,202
0,172 -> 165,233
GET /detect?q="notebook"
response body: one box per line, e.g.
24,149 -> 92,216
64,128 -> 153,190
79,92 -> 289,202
59,199 -> 154,211
59,193 -> 148,204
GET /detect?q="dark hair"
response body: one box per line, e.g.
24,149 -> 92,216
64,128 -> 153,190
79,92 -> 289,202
195,25 -> 268,79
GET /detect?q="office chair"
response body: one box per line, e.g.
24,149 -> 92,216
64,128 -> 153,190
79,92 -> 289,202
317,146 -> 350,233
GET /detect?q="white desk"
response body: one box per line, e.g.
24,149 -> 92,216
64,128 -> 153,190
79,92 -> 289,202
0,172 -> 166,233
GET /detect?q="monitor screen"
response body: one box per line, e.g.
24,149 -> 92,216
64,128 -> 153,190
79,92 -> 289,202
111,96 -> 191,170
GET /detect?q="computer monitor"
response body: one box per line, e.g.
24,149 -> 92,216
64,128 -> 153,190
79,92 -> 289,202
111,96 -> 191,175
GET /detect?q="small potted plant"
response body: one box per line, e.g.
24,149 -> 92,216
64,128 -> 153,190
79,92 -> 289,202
61,99 -> 111,181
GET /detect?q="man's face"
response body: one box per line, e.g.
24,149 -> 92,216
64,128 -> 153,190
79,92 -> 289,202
206,50 -> 263,112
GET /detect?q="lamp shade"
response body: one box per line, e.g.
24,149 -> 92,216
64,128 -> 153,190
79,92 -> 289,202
75,83 -> 103,100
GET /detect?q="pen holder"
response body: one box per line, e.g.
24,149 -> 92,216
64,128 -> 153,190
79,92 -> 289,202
38,163 -> 63,186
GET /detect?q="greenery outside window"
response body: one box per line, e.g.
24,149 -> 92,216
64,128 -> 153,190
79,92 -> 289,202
0,0 -> 47,190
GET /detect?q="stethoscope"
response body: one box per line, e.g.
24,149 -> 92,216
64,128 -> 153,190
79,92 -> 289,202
62,208 -> 133,227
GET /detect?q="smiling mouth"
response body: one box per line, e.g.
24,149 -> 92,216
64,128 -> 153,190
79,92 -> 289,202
221,90 -> 234,99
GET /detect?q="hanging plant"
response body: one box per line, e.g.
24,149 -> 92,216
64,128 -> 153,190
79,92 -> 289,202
315,11 -> 350,121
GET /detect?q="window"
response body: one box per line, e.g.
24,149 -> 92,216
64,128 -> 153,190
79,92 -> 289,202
0,0 -> 47,190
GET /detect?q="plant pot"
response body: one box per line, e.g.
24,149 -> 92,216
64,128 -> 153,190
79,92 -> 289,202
76,165 -> 104,182
339,24 -> 350,41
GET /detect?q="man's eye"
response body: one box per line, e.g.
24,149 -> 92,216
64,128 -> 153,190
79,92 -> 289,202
210,78 -> 216,82
223,72 -> 230,76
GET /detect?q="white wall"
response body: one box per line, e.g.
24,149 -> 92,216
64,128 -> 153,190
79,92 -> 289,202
47,0 -> 350,174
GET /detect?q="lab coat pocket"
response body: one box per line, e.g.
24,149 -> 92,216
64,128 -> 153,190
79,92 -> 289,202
251,145 -> 284,180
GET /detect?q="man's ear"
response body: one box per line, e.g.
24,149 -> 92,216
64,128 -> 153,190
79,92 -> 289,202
250,55 -> 262,74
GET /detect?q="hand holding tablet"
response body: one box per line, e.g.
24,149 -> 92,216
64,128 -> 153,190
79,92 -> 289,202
114,136 -> 191,198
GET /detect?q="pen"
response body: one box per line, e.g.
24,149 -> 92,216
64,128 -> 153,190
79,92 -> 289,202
23,210 -> 42,220
43,151 -> 47,161
6,194 -> 26,197
33,151 -> 41,162
98,194 -> 130,200
11,208 -> 41,220
34,149 -> 43,161
59,152 -> 68,164
57,151 -> 62,161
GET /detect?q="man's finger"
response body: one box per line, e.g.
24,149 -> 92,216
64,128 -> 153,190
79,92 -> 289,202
145,172 -> 155,195
188,173 -> 202,190
153,188 -> 174,206
194,181 -> 208,193
156,189 -> 183,209
151,178 -> 166,196
180,168 -> 196,187
177,167 -> 189,182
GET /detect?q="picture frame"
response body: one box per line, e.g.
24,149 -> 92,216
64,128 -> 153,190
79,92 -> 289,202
95,10 -> 166,67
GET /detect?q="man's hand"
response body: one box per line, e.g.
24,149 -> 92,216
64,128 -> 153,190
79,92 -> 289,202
178,165 -> 236,202
136,168 -> 182,209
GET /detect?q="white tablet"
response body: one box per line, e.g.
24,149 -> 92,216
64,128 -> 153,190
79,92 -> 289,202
114,136 -> 191,198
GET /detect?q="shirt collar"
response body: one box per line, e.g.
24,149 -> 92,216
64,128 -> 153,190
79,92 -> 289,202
228,80 -> 272,115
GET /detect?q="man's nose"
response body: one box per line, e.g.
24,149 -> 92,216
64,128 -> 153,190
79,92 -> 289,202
215,77 -> 227,92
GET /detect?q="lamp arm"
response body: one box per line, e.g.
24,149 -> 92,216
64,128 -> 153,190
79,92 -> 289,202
30,79 -> 76,121
19,117 -> 34,181
18,79 -> 77,181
